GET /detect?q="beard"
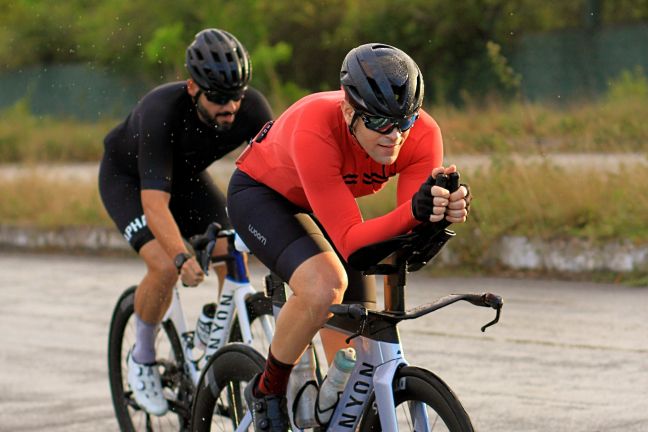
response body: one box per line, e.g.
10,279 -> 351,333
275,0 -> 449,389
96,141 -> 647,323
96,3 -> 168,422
195,98 -> 236,132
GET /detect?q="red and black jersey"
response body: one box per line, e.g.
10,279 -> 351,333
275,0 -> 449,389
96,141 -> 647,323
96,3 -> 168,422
236,90 -> 443,259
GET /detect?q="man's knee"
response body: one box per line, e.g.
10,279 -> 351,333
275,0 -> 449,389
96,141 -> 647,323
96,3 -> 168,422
140,242 -> 179,286
293,264 -> 348,317
147,260 -> 178,286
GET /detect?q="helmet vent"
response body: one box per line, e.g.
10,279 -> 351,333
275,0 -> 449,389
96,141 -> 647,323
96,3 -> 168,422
393,86 -> 403,103
367,77 -> 387,106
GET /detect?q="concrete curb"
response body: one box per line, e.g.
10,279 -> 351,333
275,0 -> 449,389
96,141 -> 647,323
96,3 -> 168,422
0,225 -> 130,252
496,236 -> 648,273
2,225 -> 647,274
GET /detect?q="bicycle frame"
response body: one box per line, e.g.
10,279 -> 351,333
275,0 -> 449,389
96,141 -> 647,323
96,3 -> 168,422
235,272 -> 419,431
231,272 -> 500,431
322,330 -> 411,431
162,249 -> 274,386
231,327 -> 412,432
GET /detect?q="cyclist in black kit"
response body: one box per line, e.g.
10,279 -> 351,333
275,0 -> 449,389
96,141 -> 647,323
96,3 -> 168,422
98,28 -> 272,416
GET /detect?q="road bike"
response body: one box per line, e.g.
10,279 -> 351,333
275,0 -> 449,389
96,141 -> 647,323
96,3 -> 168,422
190,173 -> 504,431
108,224 -> 274,431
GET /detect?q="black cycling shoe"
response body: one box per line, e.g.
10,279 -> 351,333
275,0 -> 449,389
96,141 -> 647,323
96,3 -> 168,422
244,373 -> 291,431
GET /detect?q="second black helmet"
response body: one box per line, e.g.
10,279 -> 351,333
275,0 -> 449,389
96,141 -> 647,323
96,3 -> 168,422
186,29 -> 251,94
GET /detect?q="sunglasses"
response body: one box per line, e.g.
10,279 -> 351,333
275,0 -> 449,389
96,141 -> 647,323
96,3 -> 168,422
358,111 -> 419,134
202,90 -> 245,105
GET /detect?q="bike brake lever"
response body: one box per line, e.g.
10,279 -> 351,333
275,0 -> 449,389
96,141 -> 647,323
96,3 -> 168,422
345,320 -> 367,344
329,304 -> 369,343
481,306 -> 502,333
200,239 -> 216,275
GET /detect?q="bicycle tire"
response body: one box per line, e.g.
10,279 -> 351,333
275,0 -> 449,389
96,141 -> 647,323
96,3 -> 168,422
228,291 -> 273,355
358,366 -> 474,432
108,286 -> 193,432
191,343 -> 266,431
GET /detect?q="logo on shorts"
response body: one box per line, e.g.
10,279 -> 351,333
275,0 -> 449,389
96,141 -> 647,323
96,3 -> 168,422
248,224 -> 267,246
123,215 -> 147,241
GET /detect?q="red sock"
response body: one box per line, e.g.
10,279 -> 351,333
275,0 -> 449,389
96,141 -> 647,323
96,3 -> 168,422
256,347 -> 294,396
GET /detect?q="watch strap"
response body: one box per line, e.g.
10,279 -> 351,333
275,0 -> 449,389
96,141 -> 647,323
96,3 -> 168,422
174,252 -> 193,273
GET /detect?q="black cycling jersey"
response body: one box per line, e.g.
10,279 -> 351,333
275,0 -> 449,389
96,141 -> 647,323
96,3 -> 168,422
102,81 -> 273,192
99,81 -> 273,251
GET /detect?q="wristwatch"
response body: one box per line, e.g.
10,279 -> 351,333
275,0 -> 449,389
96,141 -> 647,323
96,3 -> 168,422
174,252 -> 193,274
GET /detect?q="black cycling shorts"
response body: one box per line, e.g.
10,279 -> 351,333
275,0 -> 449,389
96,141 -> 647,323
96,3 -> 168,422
227,169 -> 376,307
99,158 -> 230,252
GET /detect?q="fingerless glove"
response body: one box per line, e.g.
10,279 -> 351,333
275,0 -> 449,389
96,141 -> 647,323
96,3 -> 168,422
411,175 -> 435,221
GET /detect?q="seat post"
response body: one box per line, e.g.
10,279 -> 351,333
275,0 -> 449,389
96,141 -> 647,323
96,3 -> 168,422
384,256 -> 407,314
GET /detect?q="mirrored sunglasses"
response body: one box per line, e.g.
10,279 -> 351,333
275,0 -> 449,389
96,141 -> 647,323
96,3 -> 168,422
359,112 -> 419,134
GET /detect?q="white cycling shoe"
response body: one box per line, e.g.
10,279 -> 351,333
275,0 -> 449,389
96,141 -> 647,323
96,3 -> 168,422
127,349 -> 169,416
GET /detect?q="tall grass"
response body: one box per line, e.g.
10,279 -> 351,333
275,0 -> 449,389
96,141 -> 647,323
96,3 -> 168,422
3,162 -> 646,243
0,175 -> 110,227
436,68 -> 648,155
358,160 -> 648,246
469,160 -> 648,240
1,73 -> 647,163
1,162 -> 646,277
0,100 -> 112,163
435,95 -> 648,155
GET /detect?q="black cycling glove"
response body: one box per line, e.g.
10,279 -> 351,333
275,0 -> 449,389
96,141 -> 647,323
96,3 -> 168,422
411,175 -> 436,221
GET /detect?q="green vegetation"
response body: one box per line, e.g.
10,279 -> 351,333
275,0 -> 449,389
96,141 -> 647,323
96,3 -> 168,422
438,97 -> 648,155
3,161 -> 647,243
1,73 -> 646,163
359,161 -> 648,241
438,68 -> 648,154
2,0 -> 646,106
0,175 -> 109,227
0,100 -> 111,163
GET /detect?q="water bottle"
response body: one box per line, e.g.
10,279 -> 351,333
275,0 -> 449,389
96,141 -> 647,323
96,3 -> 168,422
286,344 -> 319,429
193,302 -> 216,350
315,347 -> 356,425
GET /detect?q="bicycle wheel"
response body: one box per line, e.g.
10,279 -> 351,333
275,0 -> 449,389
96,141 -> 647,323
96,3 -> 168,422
358,366 -> 474,432
108,286 -> 194,431
228,291 -> 273,356
191,343 -> 265,431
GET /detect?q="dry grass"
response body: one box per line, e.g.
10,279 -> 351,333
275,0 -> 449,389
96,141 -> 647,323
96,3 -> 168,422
1,90 -> 647,163
0,175 -> 110,227
1,165 -> 646,282
358,160 -> 648,245
433,96 -> 648,156
0,101 -> 112,163
469,160 -> 648,241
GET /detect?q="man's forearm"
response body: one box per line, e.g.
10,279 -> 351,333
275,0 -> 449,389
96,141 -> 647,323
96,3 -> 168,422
141,190 -> 189,260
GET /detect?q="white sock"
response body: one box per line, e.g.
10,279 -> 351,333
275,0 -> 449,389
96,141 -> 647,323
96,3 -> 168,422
132,314 -> 159,364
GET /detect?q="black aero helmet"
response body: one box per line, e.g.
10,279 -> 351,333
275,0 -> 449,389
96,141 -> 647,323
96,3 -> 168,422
340,43 -> 424,118
185,29 -> 251,94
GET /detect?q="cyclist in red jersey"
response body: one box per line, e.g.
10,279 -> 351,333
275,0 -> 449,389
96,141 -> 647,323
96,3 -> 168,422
227,43 -> 470,431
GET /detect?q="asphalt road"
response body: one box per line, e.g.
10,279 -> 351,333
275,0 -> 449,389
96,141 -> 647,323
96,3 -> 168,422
0,252 -> 646,431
